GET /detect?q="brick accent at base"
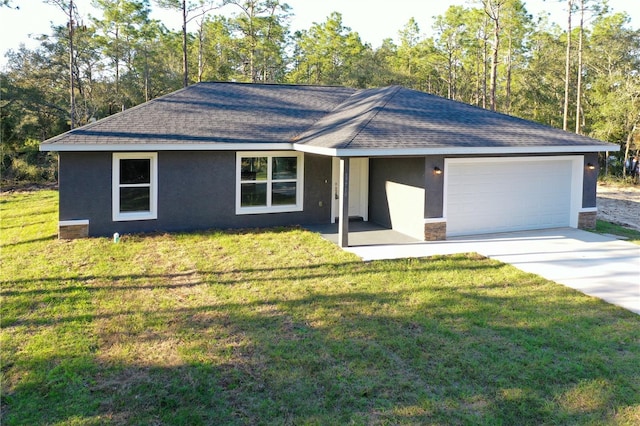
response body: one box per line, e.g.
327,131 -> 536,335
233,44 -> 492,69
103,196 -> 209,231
59,222 -> 89,239
424,221 -> 446,241
578,211 -> 597,230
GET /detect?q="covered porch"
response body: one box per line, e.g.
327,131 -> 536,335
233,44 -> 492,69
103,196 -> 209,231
305,220 -> 420,247
328,156 -> 445,247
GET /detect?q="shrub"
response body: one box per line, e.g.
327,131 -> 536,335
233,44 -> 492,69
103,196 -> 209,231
1,139 -> 58,185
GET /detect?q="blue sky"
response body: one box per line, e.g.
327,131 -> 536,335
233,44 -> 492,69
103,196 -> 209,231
1,0 -> 638,68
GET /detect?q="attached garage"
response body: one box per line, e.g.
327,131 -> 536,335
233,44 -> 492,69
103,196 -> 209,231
445,156 -> 584,237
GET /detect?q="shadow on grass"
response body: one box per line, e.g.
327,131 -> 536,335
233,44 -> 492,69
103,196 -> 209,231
3,256 -> 639,425
0,221 -> 49,230
1,258 -> 499,296
2,195 -> 638,426
0,234 -> 57,248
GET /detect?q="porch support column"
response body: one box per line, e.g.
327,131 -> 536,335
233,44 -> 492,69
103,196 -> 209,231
338,157 -> 350,248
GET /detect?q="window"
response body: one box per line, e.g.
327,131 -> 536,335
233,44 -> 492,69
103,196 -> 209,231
236,152 -> 304,214
113,153 -> 158,221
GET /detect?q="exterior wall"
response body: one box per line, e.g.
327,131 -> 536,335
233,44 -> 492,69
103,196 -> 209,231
384,181 -> 425,240
579,153 -> 599,230
582,152 -> 598,209
59,151 -> 601,239
59,152 -> 112,234
59,151 -> 332,237
369,157 -> 425,236
425,156 -> 445,219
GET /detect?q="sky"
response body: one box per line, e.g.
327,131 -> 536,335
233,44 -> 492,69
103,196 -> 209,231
1,0 -> 639,68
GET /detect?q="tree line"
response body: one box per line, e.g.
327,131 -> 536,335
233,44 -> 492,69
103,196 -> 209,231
1,0 -> 639,183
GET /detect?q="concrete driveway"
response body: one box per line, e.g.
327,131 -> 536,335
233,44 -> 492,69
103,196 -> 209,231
345,228 -> 640,315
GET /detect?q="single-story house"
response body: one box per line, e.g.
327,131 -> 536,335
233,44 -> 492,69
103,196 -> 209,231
40,82 -> 617,246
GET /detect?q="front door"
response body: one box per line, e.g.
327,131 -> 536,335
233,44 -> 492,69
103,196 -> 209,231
331,157 -> 369,223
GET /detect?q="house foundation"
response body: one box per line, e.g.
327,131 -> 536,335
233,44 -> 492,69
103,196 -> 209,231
59,220 -> 89,239
424,220 -> 446,241
578,211 -> 597,230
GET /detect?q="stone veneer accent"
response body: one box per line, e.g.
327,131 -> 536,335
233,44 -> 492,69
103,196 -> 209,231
424,221 -> 447,241
578,211 -> 597,230
59,220 -> 89,239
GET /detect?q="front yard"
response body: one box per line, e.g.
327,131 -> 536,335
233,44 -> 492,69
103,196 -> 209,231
1,190 -> 639,425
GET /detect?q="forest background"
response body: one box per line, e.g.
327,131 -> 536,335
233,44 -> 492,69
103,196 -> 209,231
1,0 -> 639,184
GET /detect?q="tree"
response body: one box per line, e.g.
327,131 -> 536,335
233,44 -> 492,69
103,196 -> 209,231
225,0 -> 290,83
561,0 -> 576,130
156,0 -> 220,87
44,0 -> 80,128
393,18 -> 421,86
481,0 -> 507,111
573,0 -> 607,134
196,15 -> 238,81
433,6 -> 469,100
91,0 -> 154,109
587,12 -> 640,175
500,0 -> 532,114
288,12 -> 367,86
464,7 -> 490,107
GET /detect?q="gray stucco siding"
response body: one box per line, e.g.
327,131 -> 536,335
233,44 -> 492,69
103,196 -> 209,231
59,151 -> 332,237
59,152 -> 113,233
369,157 -> 426,229
582,152 -> 598,208
424,156 -> 445,219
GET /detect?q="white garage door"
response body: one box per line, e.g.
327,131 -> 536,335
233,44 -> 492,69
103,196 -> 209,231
446,158 -> 576,237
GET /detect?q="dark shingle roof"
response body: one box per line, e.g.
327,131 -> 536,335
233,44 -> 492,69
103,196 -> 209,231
41,82 -> 615,154
42,83 -> 356,147
295,86 -> 611,151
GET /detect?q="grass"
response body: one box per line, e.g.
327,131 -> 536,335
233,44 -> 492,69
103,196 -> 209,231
2,190 -> 639,425
596,220 -> 640,244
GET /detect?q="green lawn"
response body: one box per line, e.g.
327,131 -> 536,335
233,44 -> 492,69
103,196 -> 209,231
2,190 -> 639,425
596,220 -> 640,244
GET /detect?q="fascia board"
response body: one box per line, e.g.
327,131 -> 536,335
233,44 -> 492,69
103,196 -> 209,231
294,144 -> 619,157
40,143 -> 295,152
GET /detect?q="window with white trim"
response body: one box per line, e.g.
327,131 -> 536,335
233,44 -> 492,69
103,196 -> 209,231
236,152 -> 304,214
113,153 -> 158,221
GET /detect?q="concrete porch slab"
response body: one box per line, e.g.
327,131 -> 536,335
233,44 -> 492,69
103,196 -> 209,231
305,221 -> 419,246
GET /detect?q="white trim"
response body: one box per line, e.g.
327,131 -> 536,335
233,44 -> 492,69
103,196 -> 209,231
579,207 -> 598,213
41,142 -> 618,155
360,159 -> 369,221
424,217 -> 446,224
443,155 -> 584,233
331,157 -> 369,223
112,152 -> 158,221
294,144 -> 617,157
445,155 -> 583,165
569,158 -> 585,228
235,151 -> 304,215
41,143 -> 294,152
59,219 -> 89,226
297,144 -> 338,157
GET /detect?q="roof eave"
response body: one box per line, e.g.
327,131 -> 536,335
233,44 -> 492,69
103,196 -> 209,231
41,141 -> 618,156
293,143 -> 619,157
39,142 -> 295,152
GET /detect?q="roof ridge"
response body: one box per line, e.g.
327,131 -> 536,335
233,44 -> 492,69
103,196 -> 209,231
341,86 -> 402,149
200,80 -> 349,89
290,87 -> 358,142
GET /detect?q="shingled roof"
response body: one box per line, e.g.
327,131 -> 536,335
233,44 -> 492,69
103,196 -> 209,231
40,82 -> 616,155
